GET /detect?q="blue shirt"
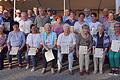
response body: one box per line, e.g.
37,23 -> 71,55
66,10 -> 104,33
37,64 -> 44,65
65,19 -> 78,26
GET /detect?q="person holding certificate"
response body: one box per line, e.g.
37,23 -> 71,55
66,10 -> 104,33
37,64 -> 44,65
25,24 -> 41,72
0,25 -> 7,70
108,22 -> 120,75
57,24 -> 76,75
93,24 -> 110,74
7,22 -> 25,69
76,24 -> 92,75
41,23 -> 57,74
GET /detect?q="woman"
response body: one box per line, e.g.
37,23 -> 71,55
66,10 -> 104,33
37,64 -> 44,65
0,25 -> 7,70
25,24 -> 41,72
51,15 -> 64,36
7,21 -> 25,69
76,24 -> 92,75
93,24 -> 110,74
41,23 -> 57,74
57,24 -> 76,75
103,12 -> 117,36
108,22 -> 120,75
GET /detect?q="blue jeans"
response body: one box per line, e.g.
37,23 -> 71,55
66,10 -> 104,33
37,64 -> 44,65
25,52 -> 36,67
7,50 -> 22,65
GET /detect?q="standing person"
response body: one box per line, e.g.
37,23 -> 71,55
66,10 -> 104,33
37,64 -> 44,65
89,13 -> 101,35
99,8 -> 109,24
103,12 -> 116,36
0,25 -> 7,70
7,21 -> 25,69
57,24 -> 76,75
108,22 -> 120,75
27,9 -> 35,22
14,9 -> 21,22
76,24 -> 92,75
93,24 -> 110,74
62,9 -> 70,23
115,6 -> 120,22
41,23 -> 57,74
65,11 -> 78,26
33,7 -> 38,16
51,15 -> 64,36
34,7 -> 51,32
84,8 -> 92,24
19,12 -> 32,35
2,10 -> 14,35
25,24 -> 41,72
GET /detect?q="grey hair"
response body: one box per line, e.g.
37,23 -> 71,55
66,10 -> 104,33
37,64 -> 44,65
44,23 -> 51,28
97,24 -> 104,30
63,24 -> 70,31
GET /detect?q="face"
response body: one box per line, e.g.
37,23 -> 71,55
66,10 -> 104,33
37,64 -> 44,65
108,13 -> 114,20
98,26 -> 104,33
103,8 -> 108,16
91,14 -> 97,22
114,24 -> 120,33
33,7 -> 38,12
64,27 -> 70,34
79,14 -> 85,21
16,12 -> 21,17
21,13 -> 28,21
38,8 -> 45,16
0,27 -> 4,33
69,13 -> 76,20
82,28 -> 89,34
56,18 -> 61,23
44,24 -> 51,34
31,26 -> 37,33
13,24 -> 19,31
27,10 -> 33,16
64,9 -> 70,16
3,11 -> 9,17
84,10 -> 90,17
0,6 -> 3,13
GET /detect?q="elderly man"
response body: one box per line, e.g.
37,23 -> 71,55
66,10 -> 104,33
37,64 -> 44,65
19,12 -> 32,35
57,24 -> 76,75
84,8 -> 92,24
34,7 -> 50,32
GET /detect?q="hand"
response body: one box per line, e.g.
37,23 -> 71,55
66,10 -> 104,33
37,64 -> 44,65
76,53 -> 79,58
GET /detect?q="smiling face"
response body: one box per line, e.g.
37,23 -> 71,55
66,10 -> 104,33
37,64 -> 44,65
108,13 -> 114,21
98,26 -> 104,34
31,25 -> 38,33
44,23 -> 51,34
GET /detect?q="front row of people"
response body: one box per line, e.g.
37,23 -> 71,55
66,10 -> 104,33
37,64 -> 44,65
0,22 -> 120,76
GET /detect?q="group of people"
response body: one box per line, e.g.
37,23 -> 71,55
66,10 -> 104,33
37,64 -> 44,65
0,6 -> 120,76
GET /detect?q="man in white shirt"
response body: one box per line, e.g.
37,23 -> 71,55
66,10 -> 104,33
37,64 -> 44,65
57,24 -> 76,75
19,12 -> 33,35
89,12 -> 101,35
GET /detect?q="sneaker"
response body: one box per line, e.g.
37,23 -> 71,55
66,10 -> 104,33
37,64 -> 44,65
57,69 -> 61,73
80,71 -> 84,75
26,65 -> 30,69
114,70 -> 119,76
85,70 -> 89,75
41,68 -> 46,74
69,70 -> 73,75
31,67 -> 35,72
93,70 -> 97,74
108,70 -> 114,75
99,71 -> 103,74
51,68 -> 55,74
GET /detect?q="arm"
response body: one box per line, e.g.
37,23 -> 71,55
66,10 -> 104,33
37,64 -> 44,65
19,32 -> 25,50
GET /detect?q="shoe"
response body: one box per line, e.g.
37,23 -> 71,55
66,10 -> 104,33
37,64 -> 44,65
69,70 -> 73,75
99,71 -> 103,74
85,70 -> 89,75
80,71 -> 84,75
41,68 -> 46,74
51,68 -> 55,74
108,70 -> 114,75
25,65 -> 30,69
57,69 -> 61,73
114,69 -> 119,76
8,64 -> 12,70
93,70 -> 97,74
31,67 -> 35,72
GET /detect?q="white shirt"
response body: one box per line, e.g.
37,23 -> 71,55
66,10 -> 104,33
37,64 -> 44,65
19,19 -> 32,34
57,33 -> 76,47
14,17 -> 21,22
73,21 -> 87,33
89,21 -> 101,35
26,33 -> 41,48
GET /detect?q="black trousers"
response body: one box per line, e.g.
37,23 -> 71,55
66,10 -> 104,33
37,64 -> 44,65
41,49 -> 57,68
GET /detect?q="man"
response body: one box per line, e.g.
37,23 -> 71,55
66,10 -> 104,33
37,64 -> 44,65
84,8 -> 92,24
19,12 -> 32,35
63,9 -> 70,23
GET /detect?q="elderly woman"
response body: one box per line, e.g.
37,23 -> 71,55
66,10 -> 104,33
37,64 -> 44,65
41,23 -> 57,74
93,24 -> 110,74
57,24 -> 76,75
7,21 -> 25,69
108,22 -> 120,75
51,15 -> 64,36
76,24 -> 92,75
0,25 -> 7,70
25,24 -> 41,72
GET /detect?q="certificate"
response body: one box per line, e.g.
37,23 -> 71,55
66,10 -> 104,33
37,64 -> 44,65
79,46 -> 88,54
111,40 -> 120,52
9,47 -> 19,55
39,27 -> 44,33
61,43 -> 69,54
28,48 -> 37,56
45,50 -> 55,62
4,22 -> 10,31
94,48 -> 103,58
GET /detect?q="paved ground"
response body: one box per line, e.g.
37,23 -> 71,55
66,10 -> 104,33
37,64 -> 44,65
0,61 -> 120,80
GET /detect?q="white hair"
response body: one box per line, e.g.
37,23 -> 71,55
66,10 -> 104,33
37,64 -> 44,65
63,24 -> 70,31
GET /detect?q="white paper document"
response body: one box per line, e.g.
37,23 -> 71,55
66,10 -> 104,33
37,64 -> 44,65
45,50 -> 55,62
28,48 -> 37,55
111,40 -> 120,52
9,47 -> 19,55
79,46 -> 88,54
94,48 -> 103,58
4,22 -> 10,31
61,43 -> 69,54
